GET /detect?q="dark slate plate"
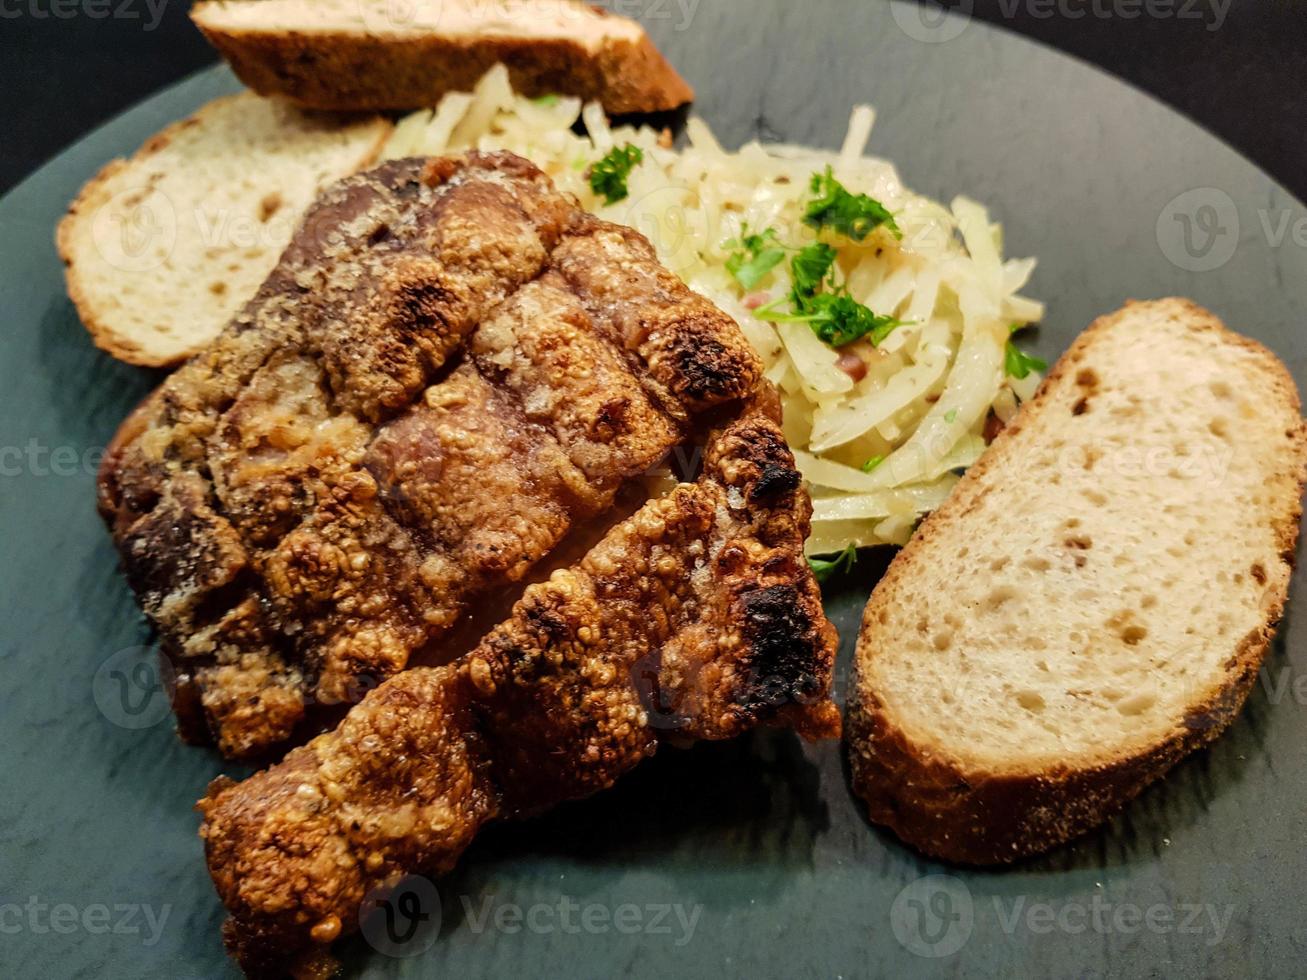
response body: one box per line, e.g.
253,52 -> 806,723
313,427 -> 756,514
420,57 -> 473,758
3,2 -> 1305,977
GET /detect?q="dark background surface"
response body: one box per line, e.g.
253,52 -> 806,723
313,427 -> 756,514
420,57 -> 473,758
4,1 -> 1307,977
1,0 -> 1306,200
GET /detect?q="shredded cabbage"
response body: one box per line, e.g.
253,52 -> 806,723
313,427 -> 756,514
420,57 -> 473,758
383,67 -> 1045,553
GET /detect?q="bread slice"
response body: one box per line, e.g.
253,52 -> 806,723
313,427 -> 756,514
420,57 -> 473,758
191,0 -> 694,116
58,93 -> 390,366
848,298 -> 1307,864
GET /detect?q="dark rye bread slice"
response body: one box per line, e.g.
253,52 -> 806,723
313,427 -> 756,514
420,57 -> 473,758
97,151 -> 766,761
191,0 -> 694,115
848,298 -> 1307,864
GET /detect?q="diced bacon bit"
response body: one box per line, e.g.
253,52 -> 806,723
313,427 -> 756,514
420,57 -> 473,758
743,292 -> 770,310
837,352 -> 867,382
983,409 -> 1006,443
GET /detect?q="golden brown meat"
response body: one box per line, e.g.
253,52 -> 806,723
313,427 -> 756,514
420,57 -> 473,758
97,152 -> 764,759
199,414 -> 840,977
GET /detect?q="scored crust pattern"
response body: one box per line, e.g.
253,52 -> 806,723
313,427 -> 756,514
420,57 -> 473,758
98,151 -> 765,759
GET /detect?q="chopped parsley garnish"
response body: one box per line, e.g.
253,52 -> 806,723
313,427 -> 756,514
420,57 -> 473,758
789,243 -> 838,302
1004,325 -> 1047,380
866,314 -> 904,347
943,408 -> 958,424
747,174 -> 906,346
803,294 -> 904,347
755,242 -> 904,348
531,94 -> 560,107
725,226 -> 786,290
861,455 -> 884,473
588,143 -> 644,205
808,543 -> 857,583
804,166 -> 901,241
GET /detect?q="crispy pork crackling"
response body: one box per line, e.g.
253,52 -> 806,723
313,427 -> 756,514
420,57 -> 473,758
200,411 -> 840,976
98,151 -> 769,759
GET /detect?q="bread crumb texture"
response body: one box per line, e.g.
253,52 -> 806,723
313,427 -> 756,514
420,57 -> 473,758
849,298 -> 1307,863
58,92 -> 390,366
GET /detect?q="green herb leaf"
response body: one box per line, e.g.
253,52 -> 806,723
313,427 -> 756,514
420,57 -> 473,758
755,294 -> 903,348
868,316 -> 902,347
789,242 -> 838,303
943,408 -> 958,424
753,241 -> 904,348
588,143 -> 644,205
804,166 -> 902,241
1004,340 -> 1047,380
725,226 -> 786,290
861,455 -> 884,473
807,543 -> 857,583
532,94 -> 561,107
806,294 -> 903,347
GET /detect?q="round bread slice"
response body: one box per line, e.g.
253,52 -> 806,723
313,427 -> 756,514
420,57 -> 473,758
58,92 -> 391,367
849,298 -> 1307,864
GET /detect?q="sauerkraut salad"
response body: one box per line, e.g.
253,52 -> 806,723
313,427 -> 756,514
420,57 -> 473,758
383,66 -> 1046,557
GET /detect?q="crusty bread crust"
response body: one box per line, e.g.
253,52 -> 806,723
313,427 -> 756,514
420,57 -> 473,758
848,298 -> 1307,865
191,7 -> 693,115
57,95 -> 391,367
